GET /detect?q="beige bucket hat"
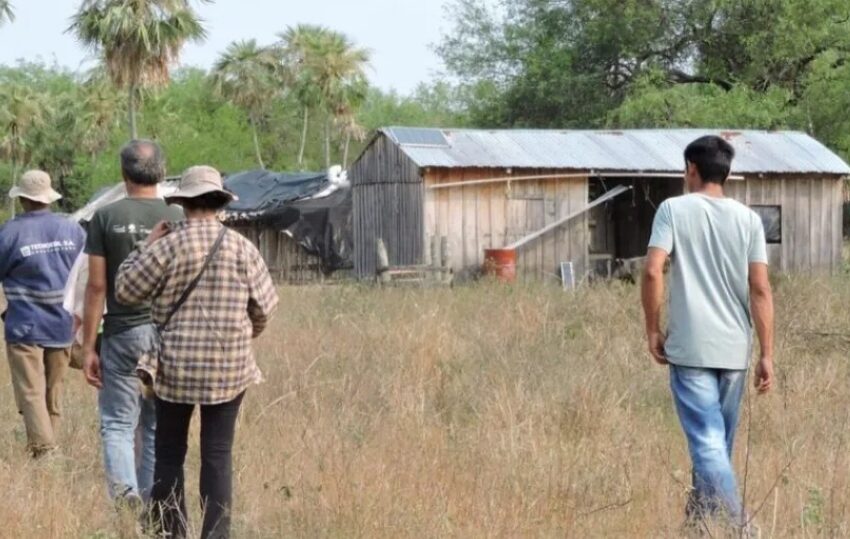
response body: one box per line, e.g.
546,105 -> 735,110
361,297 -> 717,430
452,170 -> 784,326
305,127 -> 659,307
166,165 -> 238,203
9,170 -> 62,204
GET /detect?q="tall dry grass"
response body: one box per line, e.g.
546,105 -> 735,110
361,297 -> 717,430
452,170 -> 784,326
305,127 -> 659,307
1,276 -> 850,537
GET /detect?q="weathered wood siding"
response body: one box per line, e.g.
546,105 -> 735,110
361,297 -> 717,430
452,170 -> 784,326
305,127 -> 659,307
230,224 -> 323,283
724,176 -> 844,273
350,135 -> 424,278
424,168 -> 589,281
350,132 -> 845,280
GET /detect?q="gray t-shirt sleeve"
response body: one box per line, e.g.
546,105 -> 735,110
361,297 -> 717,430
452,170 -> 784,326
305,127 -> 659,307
748,212 -> 769,264
648,201 -> 674,254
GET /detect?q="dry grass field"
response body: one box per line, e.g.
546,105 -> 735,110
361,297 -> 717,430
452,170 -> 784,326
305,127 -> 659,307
2,276 -> 850,538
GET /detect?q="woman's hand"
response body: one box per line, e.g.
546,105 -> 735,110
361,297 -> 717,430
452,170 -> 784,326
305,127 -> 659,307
146,221 -> 172,246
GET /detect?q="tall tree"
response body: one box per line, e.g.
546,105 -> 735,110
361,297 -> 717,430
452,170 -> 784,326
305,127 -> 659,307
277,25 -> 325,169
69,0 -> 208,139
331,77 -> 368,168
0,84 -> 48,216
440,0 -> 850,161
311,29 -> 370,168
439,0 -> 679,127
212,39 -> 279,169
77,72 -> 124,162
604,0 -> 850,159
30,90 -> 85,210
277,25 -> 370,168
0,0 -> 13,26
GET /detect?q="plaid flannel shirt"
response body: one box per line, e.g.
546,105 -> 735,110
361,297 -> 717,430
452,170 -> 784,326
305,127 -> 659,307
115,219 -> 279,405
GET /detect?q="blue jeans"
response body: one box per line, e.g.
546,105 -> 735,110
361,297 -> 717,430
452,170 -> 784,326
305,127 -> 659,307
99,324 -> 157,501
669,365 -> 747,525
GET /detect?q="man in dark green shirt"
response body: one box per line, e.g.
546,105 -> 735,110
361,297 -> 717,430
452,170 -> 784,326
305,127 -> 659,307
82,140 -> 183,505
85,198 -> 183,336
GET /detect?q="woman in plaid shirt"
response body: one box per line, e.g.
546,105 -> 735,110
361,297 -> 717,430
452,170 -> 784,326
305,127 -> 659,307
116,166 -> 278,539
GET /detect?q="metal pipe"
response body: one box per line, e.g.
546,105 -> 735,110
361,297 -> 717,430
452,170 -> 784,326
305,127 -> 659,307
428,171 -> 744,190
506,185 -> 632,250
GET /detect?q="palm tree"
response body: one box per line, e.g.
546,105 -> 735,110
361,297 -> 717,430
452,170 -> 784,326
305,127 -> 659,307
0,1 -> 14,26
78,71 -> 124,162
307,29 -> 370,168
30,90 -> 83,211
330,77 -> 368,168
277,25 -> 325,169
212,40 -> 280,169
277,26 -> 370,169
0,84 -> 48,216
69,0 -> 208,139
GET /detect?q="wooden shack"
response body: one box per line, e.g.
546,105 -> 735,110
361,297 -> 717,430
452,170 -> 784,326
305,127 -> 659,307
350,128 -> 850,280
226,223 -> 324,283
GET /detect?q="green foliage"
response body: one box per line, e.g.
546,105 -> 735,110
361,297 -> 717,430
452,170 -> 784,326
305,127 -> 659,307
0,59 -> 470,210
0,0 -> 13,26
610,71 -> 793,129
439,0 -> 681,127
211,39 -> 282,168
69,0 -> 209,138
275,24 -> 371,168
440,0 -> 850,159
358,83 -> 470,131
802,487 -> 825,527
799,53 -> 850,159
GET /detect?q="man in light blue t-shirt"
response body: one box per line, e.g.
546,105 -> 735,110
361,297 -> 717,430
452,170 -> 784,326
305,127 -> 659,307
641,135 -> 775,529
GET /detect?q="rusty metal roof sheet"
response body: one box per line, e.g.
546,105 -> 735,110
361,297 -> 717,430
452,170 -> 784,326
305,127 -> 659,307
379,127 -> 850,175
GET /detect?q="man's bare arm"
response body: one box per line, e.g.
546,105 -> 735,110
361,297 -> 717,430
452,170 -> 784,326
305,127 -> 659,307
749,262 -> 775,394
641,247 -> 669,365
83,255 -> 107,388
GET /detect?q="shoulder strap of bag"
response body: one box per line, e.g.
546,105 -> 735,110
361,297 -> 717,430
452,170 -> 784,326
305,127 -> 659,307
160,226 -> 228,331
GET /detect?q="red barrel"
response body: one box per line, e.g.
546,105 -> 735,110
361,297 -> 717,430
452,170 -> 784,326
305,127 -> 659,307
483,248 -> 518,283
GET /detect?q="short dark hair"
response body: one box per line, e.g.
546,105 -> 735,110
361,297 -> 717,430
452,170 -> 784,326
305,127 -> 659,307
120,140 -> 166,186
684,136 -> 735,184
177,191 -> 232,212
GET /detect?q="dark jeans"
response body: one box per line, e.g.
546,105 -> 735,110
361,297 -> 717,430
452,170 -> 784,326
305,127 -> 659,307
149,392 -> 244,539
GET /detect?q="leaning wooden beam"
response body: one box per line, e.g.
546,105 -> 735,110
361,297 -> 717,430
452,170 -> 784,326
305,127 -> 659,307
506,185 -> 632,251
428,171 -> 744,190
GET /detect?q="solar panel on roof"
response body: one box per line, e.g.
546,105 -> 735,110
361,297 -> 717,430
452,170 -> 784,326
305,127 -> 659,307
391,127 -> 450,147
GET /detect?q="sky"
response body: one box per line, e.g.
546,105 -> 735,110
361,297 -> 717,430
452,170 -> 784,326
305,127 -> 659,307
0,0 -> 453,94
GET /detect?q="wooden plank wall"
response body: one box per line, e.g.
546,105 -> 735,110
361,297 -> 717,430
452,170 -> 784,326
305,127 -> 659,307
424,168 -> 589,281
350,134 -> 424,278
229,224 -> 323,283
724,176 -> 844,273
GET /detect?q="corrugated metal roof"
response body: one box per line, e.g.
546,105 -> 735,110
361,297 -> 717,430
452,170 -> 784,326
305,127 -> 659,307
378,127 -> 850,175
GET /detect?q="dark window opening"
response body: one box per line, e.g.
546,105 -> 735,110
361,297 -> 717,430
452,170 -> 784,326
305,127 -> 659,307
751,205 -> 782,244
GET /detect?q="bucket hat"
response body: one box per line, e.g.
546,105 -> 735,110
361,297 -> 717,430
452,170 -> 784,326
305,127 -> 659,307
166,166 -> 238,203
9,170 -> 62,204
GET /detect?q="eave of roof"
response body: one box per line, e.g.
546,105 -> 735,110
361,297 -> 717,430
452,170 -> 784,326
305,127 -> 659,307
365,127 -> 850,176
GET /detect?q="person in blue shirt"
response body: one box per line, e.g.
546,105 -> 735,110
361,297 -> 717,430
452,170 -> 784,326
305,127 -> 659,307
0,170 -> 85,457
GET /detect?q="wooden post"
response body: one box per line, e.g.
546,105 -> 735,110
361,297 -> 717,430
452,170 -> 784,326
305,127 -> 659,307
431,235 -> 441,281
376,238 -> 390,283
440,237 -> 449,269
440,236 -> 451,284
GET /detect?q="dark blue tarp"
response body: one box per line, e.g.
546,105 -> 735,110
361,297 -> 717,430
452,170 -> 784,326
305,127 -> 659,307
223,170 -> 352,273
224,170 -> 329,213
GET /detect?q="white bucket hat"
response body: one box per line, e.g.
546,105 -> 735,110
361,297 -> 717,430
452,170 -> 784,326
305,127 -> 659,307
9,170 -> 62,204
165,165 -> 238,204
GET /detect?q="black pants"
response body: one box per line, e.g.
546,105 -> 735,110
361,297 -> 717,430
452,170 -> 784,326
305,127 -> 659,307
149,392 -> 244,539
